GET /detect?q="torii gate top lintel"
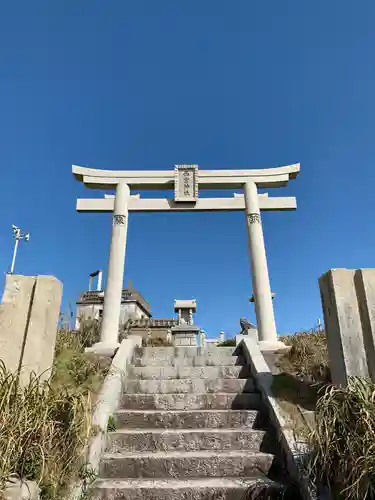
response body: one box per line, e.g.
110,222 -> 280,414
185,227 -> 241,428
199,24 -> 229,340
72,163 -> 300,190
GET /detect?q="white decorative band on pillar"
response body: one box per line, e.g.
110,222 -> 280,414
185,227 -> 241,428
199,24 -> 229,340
244,181 -> 286,352
87,182 -> 130,356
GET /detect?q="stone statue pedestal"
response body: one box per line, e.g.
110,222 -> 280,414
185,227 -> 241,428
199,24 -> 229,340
171,325 -> 200,346
172,299 -> 200,346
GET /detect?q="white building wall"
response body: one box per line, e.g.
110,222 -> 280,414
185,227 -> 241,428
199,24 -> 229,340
76,301 -> 148,329
119,302 -> 148,325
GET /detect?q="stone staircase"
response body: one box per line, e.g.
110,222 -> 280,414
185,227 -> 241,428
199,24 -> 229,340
90,345 -> 290,499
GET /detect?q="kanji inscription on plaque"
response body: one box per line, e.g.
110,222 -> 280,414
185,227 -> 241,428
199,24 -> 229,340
174,165 -> 198,202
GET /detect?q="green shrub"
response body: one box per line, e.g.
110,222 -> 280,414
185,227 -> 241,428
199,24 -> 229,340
51,347 -> 109,397
217,338 -> 236,347
107,415 -> 116,432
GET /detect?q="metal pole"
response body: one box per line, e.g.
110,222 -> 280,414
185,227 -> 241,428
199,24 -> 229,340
10,238 -> 19,274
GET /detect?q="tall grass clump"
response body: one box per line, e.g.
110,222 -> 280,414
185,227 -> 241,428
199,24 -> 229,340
53,321 -> 110,397
0,363 -> 91,499
309,377 -> 375,499
278,330 -> 330,383
0,321 -> 109,499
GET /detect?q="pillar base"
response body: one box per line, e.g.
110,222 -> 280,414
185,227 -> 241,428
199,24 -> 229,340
85,341 -> 120,357
258,340 -> 291,353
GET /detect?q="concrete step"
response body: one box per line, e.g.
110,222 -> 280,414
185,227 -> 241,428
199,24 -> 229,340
136,346 -> 237,357
113,409 -> 258,429
124,378 -> 255,394
133,355 -> 242,367
106,428 -> 266,453
99,450 -> 274,478
128,365 -> 248,380
90,477 -> 278,500
120,393 -> 261,411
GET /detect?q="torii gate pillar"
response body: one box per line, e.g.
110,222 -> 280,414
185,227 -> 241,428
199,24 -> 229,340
88,183 -> 130,355
244,181 -> 285,351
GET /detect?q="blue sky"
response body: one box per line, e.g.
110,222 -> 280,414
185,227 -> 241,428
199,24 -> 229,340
1,1 -> 375,338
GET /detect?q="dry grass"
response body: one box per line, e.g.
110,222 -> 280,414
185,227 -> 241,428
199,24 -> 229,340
309,377 -> 375,500
0,365 -> 91,499
271,331 -> 330,423
0,321 -> 109,499
142,336 -> 172,347
275,332 -> 375,498
278,331 -> 330,384
268,331 -> 330,441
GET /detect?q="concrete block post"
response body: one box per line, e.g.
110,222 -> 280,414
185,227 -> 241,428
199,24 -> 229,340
319,269 -> 369,387
244,181 -> 285,351
93,183 -> 130,356
0,275 -> 36,375
21,276 -> 63,384
354,268 -> 375,382
0,274 -> 62,385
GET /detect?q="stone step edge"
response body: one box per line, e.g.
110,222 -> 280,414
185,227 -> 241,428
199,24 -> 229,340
113,409 -> 259,430
134,353 -> 238,356
133,361 -> 242,367
101,450 -> 273,459
122,392 -> 258,397
107,427 -> 265,435
123,377 -> 255,394
114,409 -> 258,415
125,377 -> 250,381
135,350 -> 237,356
126,377 -> 249,382
126,376 -> 250,381
92,476 -> 274,489
130,362 -> 246,368
127,366 -> 247,376
134,348 -> 237,352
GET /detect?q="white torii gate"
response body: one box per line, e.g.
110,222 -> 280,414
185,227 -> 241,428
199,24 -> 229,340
73,163 -> 300,354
